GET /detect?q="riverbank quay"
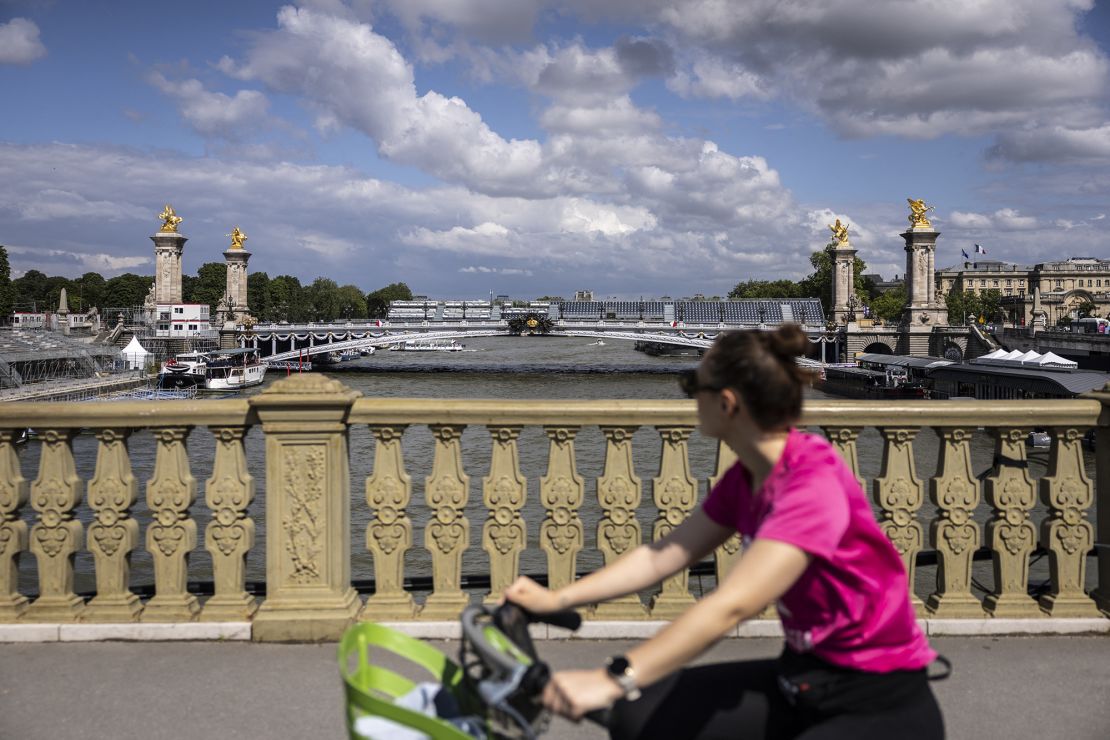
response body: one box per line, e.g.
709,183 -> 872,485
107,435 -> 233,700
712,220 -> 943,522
0,373 -> 1107,640
0,372 -> 150,402
1,635 -> 1108,739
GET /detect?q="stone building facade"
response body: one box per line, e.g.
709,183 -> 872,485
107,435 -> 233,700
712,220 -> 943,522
935,257 -> 1110,326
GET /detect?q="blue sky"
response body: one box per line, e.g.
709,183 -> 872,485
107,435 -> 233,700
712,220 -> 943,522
2,0 -> 1110,299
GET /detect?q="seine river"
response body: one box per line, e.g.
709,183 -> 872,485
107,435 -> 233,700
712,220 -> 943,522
14,335 -> 1097,601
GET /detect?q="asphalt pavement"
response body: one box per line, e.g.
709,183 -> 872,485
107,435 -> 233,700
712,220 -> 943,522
2,635 -> 1108,739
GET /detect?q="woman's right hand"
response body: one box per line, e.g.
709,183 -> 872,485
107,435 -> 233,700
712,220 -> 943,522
503,575 -> 565,614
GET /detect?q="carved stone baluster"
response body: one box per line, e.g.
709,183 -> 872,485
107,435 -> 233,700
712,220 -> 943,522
0,430 -> 29,621
650,427 -> 698,619
421,424 -> 470,620
27,429 -> 85,620
710,441 -> 740,586
361,425 -> 415,620
85,428 -> 142,622
143,427 -> 199,621
594,426 -> 647,619
982,427 -> 1040,617
1038,427 -> 1099,616
483,426 -> 526,604
872,427 -> 925,614
201,426 -> 257,621
540,427 -> 584,592
926,427 -> 984,617
821,426 -> 865,490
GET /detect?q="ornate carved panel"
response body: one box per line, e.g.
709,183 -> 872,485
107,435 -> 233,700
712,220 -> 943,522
0,429 -> 29,621
281,444 -> 325,585
482,426 -> 526,603
650,427 -> 697,618
142,427 -> 199,621
872,427 -> 925,612
27,428 -> 85,620
926,427 -> 984,617
540,427 -> 585,592
362,425 -> 415,619
201,426 -> 257,621
421,425 -> 470,619
1038,427 -> 1098,616
85,428 -> 142,621
982,427 -> 1040,617
594,426 -> 647,619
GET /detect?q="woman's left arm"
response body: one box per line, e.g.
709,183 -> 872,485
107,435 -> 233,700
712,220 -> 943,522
544,538 -> 810,719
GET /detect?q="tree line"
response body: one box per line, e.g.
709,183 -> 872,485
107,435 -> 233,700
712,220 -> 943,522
0,246 -> 414,323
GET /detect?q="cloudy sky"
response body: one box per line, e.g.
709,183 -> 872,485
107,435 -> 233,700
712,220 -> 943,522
2,1 -> 1109,299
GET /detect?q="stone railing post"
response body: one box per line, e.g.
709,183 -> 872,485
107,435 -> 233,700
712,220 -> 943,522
1090,388 -> 1110,617
250,374 -> 361,641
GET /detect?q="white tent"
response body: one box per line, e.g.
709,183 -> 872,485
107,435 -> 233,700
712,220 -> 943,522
120,336 -> 150,370
1032,351 -> 1078,369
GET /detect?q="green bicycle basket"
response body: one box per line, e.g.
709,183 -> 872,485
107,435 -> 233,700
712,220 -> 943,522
339,622 -> 487,740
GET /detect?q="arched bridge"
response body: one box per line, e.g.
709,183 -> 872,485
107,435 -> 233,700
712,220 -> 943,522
247,321 -> 842,365
255,327 -> 722,363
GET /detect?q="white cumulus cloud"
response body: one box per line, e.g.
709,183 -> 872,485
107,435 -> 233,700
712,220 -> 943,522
0,18 -> 46,65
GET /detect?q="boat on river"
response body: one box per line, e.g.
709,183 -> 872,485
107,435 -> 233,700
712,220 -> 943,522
389,340 -> 473,352
158,348 -> 266,391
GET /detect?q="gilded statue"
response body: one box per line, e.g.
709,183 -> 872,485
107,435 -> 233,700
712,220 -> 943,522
828,218 -> 850,244
227,226 -> 248,249
907,198 -> 934,228
158,204 -> 183,232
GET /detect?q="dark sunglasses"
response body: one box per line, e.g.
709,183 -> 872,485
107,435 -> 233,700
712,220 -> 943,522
678,368 -> 723,398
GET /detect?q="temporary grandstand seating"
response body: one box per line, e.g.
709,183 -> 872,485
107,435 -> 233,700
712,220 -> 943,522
560,301 -> 603,319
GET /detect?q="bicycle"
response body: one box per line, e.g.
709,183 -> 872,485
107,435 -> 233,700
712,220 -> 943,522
339,602 -> 608,739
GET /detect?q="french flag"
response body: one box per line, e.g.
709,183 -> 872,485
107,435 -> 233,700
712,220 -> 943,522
961,248 -> 970,259
975,244 -> 987,254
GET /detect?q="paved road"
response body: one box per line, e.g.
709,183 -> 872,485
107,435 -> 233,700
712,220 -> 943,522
2,636 -> 1108,739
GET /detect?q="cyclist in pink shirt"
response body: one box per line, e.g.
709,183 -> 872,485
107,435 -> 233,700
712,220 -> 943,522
506,325 -> 945,739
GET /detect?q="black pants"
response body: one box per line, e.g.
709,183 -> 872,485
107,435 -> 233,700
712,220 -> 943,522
607,652 -> 945,740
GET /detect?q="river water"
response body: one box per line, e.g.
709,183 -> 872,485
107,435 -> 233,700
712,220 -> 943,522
14,335 -> 1099,602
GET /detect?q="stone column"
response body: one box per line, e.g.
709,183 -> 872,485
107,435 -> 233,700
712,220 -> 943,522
151,231 -> 187,304
829,238 -> 857,326
250,374 -> 361,641
223,246 -> 251,324
901,225 -> 948,328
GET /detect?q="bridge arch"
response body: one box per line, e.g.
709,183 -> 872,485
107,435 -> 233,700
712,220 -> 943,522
862,340 -> 895,355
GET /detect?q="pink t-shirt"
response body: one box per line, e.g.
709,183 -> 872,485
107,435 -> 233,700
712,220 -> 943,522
703,428 -> 936,673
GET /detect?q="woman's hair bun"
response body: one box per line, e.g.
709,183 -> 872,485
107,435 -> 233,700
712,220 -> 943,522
764,324 -> 809,361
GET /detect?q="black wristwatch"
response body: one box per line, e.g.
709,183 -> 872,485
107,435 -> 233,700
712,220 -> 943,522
605,654 -> 641,701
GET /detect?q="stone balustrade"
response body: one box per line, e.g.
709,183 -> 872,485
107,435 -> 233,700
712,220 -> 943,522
0,374 -> 1107,640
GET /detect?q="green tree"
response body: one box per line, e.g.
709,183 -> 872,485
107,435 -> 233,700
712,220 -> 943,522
104,273 -> 153,308
75,272 -> 107,313
727,279 -> 801,300
944,289 -> 981,326
12,269 -> 50,311
366,282 -> 413,318
268,275 -> 306,322
0,246 -> 13,318
308,277 -> 342,321
184,262 -> 227,314
869,287 -> 907,323
247,271 -> 272,320
1076,300 -> 1097,319
979,289 -> 1003,323
336,284 -> 368,319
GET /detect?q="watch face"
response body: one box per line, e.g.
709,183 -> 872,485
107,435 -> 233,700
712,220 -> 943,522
607,656 -> 631,676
